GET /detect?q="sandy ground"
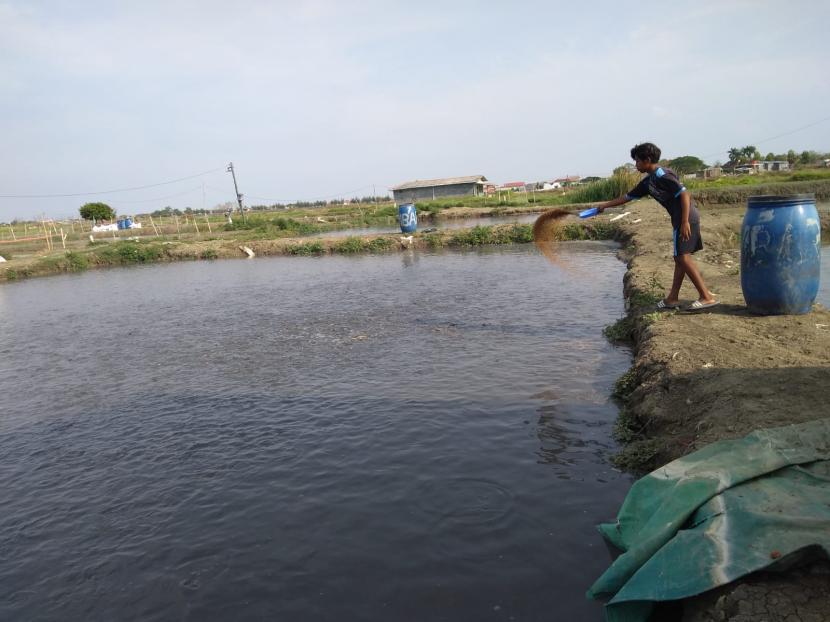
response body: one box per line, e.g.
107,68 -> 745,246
612,201 -> 830,467
605,200 -> 830,621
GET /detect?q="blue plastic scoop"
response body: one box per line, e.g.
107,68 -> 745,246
579,207 -> 599,219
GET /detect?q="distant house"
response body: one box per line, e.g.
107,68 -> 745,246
390,175 -> 488,203
499,181 -> 527,192
698,166 -> 722,179
553,175 -> 581,186
541,181 -> 562,190
753,160 -> 790,172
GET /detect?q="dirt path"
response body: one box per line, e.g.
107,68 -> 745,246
606,200 -> 830,621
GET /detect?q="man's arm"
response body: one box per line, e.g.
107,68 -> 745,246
596,196 -> 631,213
679,191 -> 692,240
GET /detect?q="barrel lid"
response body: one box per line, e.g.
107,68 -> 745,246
747,193 -> 815,207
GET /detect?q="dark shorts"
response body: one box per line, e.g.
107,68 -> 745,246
673,222 -> 703,256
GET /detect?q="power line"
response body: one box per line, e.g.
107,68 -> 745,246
0,167 -> 225,199
702,115 -> 830,159
243,184 -> 376,204
112,186 -> 204,204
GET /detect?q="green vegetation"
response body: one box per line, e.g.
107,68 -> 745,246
727,145 -> 761,165
612,438 -> 661,473
79,202 -> 115,221
603,316 -> 635,342
200,249 -> 219,260
422,233 -> 444,249
690,178 -> 830,205
447,224 -> 537,246
686,168 -> 830,190
37,252 -> 87,273
92,241 -> 165,265
613,368 -> 638,400
547,169 -> 642,205
224,216 -> 323,237
285,241 -> 325,256
333,236 -> 392,254
448,225 -> 498,246
558,220 -> 618,241
667,155 -> 705,175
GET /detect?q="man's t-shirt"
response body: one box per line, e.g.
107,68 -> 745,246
625,167 -> 699,228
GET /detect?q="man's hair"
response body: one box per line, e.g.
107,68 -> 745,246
630,143 -> 662,163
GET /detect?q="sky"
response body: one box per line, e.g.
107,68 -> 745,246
1,0 -> 829,221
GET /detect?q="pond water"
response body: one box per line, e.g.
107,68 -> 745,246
0,242 -> 631,621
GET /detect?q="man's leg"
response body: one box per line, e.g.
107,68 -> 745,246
677,254 -> 715,303
666,256 -> 685,303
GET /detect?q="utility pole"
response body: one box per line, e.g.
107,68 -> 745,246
227,162 -> 246,222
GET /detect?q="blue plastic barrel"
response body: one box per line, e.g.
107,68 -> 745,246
124,217 -> 133,229
398,203 -> 417,233
740,194 -> 821,315
117,219 -> 125,230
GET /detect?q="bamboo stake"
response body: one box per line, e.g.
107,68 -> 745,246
60,228 -> 67,250
149,216 -> 160,237
8,224 -> 15,240
175,216 -> 180,235
193,217 -> 200,235
204,214 -> 212,233
41,219 -> 51,250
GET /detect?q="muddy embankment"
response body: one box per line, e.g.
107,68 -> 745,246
607,199 -> 830,620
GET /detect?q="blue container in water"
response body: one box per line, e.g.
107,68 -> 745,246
398,203 -> 417,234
740,194 -> 821,315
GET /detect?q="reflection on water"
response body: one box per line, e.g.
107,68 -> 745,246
0,243 -> 631,622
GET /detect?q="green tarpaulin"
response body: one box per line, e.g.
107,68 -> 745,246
588,418 -> 830,622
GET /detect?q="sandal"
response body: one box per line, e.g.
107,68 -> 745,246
656,299 -> 681,310
687,300 -> 719,311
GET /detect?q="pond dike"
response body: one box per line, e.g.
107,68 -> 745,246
607,200 -> 830,620
0,217 -> 614,282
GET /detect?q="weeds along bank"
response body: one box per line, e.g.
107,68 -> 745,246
0,220 -> 621,282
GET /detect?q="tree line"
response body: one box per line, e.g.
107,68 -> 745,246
648,147 -> 829,176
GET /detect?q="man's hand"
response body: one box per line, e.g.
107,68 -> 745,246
680,221 -> 691,241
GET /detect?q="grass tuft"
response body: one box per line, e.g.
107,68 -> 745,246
286,241 -> 325,256
92,241 -> 165,265
603,317 -> 635,342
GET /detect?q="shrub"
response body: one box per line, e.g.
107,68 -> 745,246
333,237 -> 365,254
286,242 -> 325,256
79,202 -> 115,221
93,241 -> 164,265
449,225 -> 494,246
